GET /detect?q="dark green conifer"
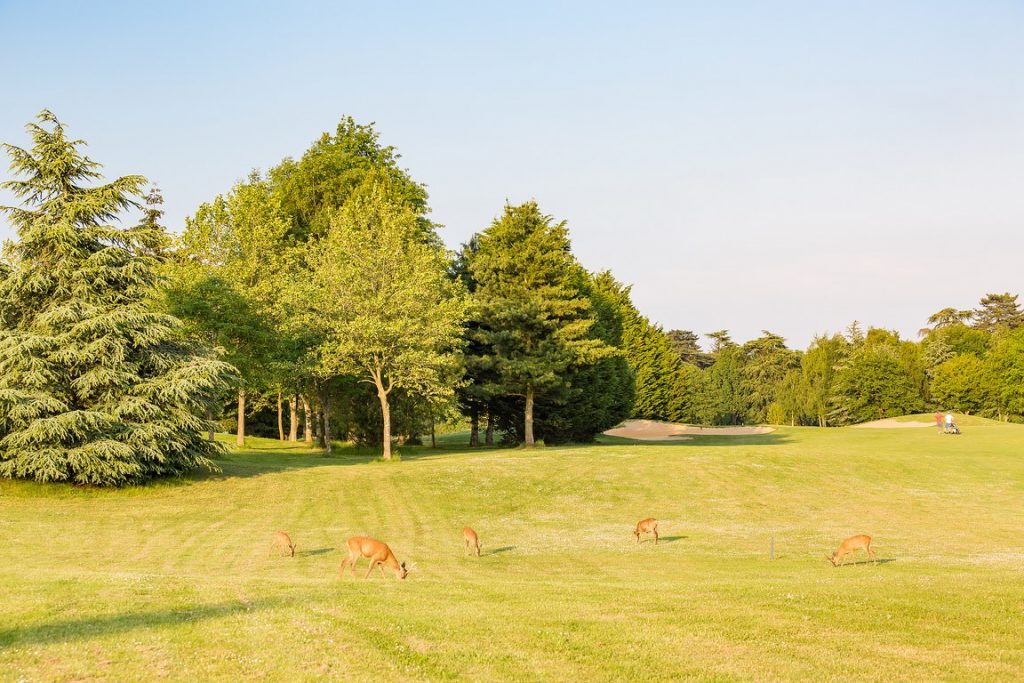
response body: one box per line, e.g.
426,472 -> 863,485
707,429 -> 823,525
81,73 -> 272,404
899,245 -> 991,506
0,111 -> 235,485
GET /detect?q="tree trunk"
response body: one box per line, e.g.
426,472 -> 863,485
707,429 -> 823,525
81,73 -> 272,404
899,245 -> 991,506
206,406 -> 215,442
288,394 -> 298,441
469,410 -> 479,447
377,387 -> 392,460
320,391 -> 331,455
277,389 -> 285,441
301,394 -> 313,443
431,416 -> 436,448
524,384 -> 535,446
485,407 -> 494,446
236,389 -> 246,448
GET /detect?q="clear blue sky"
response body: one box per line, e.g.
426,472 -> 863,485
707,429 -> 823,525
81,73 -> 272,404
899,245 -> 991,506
2,1 -> 1021,348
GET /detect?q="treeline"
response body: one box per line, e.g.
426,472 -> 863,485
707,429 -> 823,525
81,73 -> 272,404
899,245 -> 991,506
2,111 -> 1021,486
161,119 -> 646,453
0,111 -> 648,485
622,295 -> 1024,426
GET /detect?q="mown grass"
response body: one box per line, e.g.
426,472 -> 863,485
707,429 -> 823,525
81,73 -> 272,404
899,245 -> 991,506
1,420 -> 1022,681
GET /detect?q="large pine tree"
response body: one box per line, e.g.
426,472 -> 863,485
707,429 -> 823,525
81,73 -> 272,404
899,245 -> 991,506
467,202 -> 611,446
0,111 -> 235,485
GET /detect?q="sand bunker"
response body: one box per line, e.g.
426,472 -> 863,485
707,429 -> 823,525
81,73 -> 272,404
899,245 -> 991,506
603,419 -> 774,441
853,418 -> 934,429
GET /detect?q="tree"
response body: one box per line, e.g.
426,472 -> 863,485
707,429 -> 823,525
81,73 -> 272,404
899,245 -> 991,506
984,327 -> 1024,421
699,342 -> 747,425
930,355 -> 990,415
467,202 -> 612,446
918,307 -> 973,336
304,179 -> 464,459
269,116 -> 430,243
665,329 -> 712,367
829,343 -> 924,425
169,175 -> 287,446
741,331 -> 800,423
972,293 -> 1024,333
800,334 -> 848,427
535,271 -> 635,443
0,111 -> 234,485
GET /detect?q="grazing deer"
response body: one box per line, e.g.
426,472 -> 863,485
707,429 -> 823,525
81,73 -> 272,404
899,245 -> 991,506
339,536 -> 409,579
463,527 -> 481,556
634,518 -> 659,545
826,534 -> 877,566
268,531 -> 295,557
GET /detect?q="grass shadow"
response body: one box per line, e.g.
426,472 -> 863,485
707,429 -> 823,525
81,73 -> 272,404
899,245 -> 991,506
480,545 -> 516,556
597,433 -> 793,447
834,558 -> 897,567
0,597 -> 288,648
656,535 -> 688,543
296,547 -> 335,557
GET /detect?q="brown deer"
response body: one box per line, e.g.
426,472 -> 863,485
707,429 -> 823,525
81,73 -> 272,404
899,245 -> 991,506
268,531 -> 295,557
339,536 -> 409,579
463,527 -> 481,556
634,518 -> 658,545
826,534 -> 877,566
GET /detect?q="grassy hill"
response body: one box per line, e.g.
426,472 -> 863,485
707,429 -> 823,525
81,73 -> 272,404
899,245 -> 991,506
2,422 -> 1022,681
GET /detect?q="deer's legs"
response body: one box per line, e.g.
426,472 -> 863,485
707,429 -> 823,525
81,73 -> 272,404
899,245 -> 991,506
378,563 -> 387,578
653,529 -> 659,545
364,560 -> 377,578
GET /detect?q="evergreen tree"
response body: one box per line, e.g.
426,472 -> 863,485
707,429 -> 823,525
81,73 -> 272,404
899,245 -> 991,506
467,202 -> 612,446
0,111 -> 234,485
665,329 -> 712,367
741,331 -> 800,423
535,271 -> 634,443
972,292 -> 1024,332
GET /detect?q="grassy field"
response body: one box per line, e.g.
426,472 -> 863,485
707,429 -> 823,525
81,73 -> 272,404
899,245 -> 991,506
2,417 -> 1023,681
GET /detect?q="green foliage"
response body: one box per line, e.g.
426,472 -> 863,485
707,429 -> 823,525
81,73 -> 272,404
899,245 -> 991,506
168,173 -> 290,391
740,331 -> 800,423
666,329 -> 712,368
930,354 -> 991,415
0,111 -> 234,485
800,334 -> 849,427
972,292 -> 1024,333
699,342 -> 747,425
536,271 -> 635,443
984,328 -> 1024,419
269,117 -> 429,242
302,179 -> 465,457
829,340 -> 925,425
466,202 -> 613,444
620,311 -> 679,421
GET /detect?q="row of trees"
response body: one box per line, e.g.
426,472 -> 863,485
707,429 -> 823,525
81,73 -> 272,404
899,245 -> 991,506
622,294 -> 1024,427
163,119 -> 643,456
1,112 -> 644,484
2,111 -> 1020,485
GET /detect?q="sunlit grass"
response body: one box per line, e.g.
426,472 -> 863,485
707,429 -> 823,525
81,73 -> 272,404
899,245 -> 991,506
2,420 -> 1022,680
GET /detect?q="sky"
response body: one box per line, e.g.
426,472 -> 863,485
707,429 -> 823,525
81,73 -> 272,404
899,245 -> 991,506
1,1 -> 1021,349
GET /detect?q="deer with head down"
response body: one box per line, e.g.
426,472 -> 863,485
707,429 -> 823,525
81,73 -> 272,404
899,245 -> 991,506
463,527 -> 481,556
268,531 -> 295,557
339,536 -> 412,579
634,518 -> 658,545
826,534 -> 877,566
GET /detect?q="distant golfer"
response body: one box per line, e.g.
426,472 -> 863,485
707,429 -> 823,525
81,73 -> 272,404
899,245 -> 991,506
934,411 -> 943,434
945,412 -> 954,434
